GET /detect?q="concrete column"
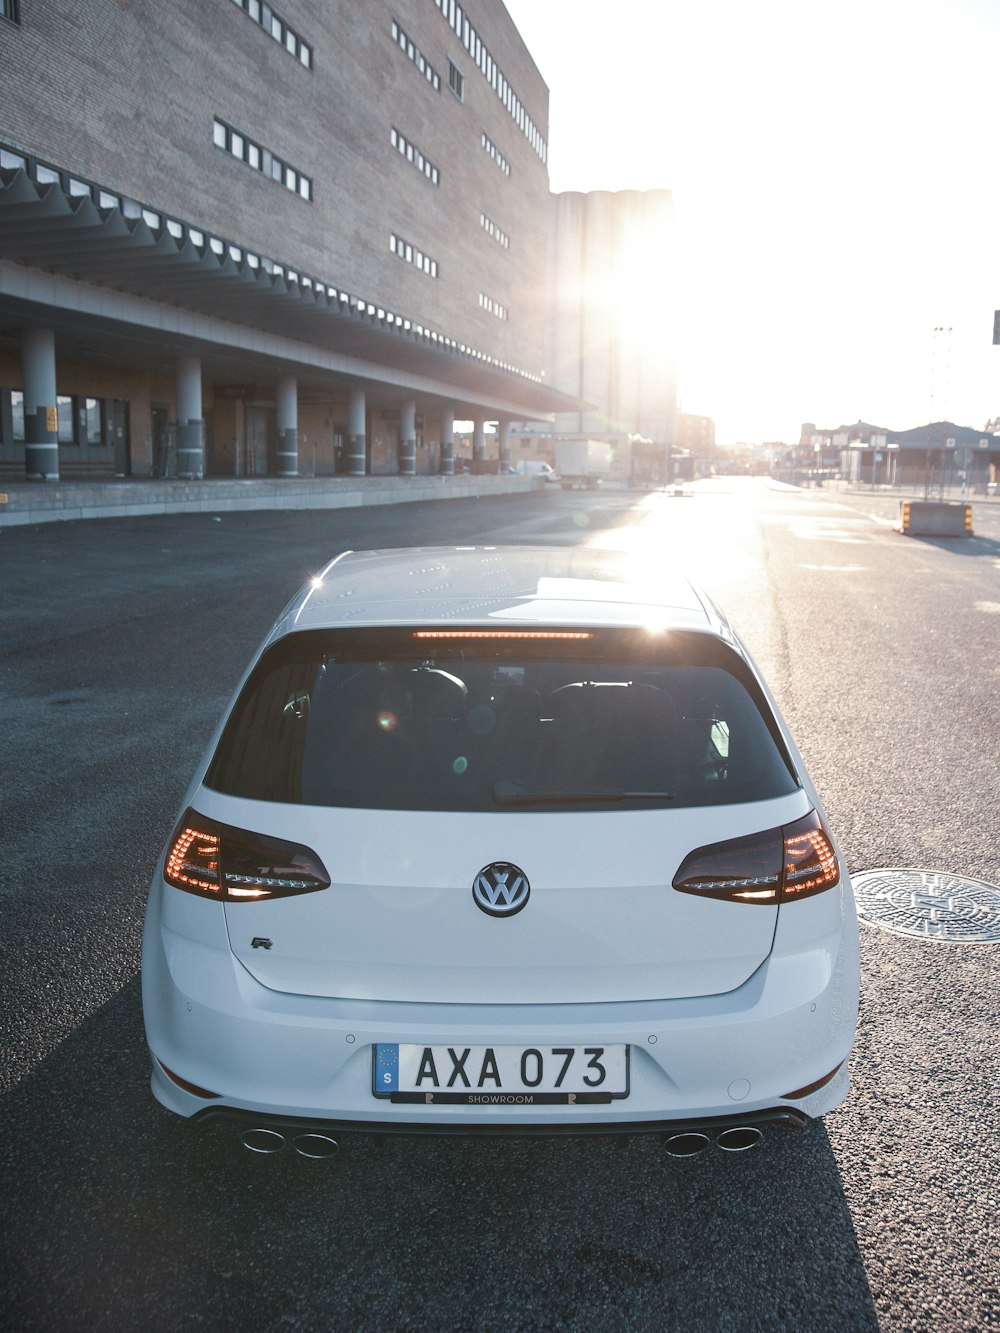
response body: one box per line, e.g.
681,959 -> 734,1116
176,356 -> 204,479
399,399 -> 416,476
22,327 -> 59,481
276,376 -> 298,477
473,417 -> 487,472
498,418 -> 512,472
346,388 -> 366,476
440,407 -> 455,475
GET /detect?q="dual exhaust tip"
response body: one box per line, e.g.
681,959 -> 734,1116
241,1128 -> 339,1159
240,1124 -> 763,1158
662,1125 -> 763,1156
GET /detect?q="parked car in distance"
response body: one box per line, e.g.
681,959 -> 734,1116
515,460 -> 560,483
142,546 -> 860,1157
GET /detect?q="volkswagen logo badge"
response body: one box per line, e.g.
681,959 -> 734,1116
473,862 -> 530,917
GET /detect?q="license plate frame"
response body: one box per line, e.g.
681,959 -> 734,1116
372,1043 -> 630,1104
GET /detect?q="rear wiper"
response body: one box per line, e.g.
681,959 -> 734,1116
493,781 -> 674,806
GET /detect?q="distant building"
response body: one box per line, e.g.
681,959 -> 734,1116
676,412 -> 715,464
788,420 -> 999,490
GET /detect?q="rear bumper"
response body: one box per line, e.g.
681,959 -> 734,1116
142,875 -> 859,1132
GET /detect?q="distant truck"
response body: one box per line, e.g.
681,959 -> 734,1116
554,438 -> 614,489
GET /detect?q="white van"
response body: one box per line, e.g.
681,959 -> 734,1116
515,460 -> 560,483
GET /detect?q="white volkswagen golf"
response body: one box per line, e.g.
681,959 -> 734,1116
142,546 -> 859,1156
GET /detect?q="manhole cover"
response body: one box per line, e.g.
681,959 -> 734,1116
852,869 -> 1000,942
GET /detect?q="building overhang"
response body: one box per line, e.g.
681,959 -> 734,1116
0,164 -> 582,419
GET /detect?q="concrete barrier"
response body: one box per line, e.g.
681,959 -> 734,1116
0,472 -> 540,528
898,500 -> 973,537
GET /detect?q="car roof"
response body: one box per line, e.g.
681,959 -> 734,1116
274,546 -> 731,638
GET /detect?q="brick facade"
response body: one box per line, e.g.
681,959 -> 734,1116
0,0 -> 555,477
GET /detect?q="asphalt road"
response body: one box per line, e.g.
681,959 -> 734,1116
1,480 -> 997,1331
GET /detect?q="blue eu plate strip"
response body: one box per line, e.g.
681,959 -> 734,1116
374,1043 -> 399,1094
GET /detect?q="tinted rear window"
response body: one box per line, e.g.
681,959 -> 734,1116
205,628 -> 799,811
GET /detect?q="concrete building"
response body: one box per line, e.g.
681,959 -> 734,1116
501,190 -> 679,486
676,412 -> 715,459
0,0 -> 581,481
546,189 -> 677,481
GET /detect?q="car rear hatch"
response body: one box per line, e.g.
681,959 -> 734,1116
217,797 -> 809,1004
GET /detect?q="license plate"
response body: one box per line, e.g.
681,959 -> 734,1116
373,1043 -> 629,1104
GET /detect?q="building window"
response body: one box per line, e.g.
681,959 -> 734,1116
390,128 -> 440,186
391,20 -> 440,90
448,59 -> 464,100
83,398 -> 103,445
0,389 -> 25,444
214,119 -> 312,201
57,396 -> 76,444
481,133 -> 510,176
390,234 -> 438,278
1,0 -> 20,21
479,292 -> 508,320
230,0 -> 312,68
480,214 -> 510,248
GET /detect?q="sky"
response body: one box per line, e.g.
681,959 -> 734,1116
502,0 -> 1000,444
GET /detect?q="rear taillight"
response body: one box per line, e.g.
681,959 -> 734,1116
163,809 -> 330,902
780,811 -> 840,899
673,809 -> 840,905
671,827 -> 783,903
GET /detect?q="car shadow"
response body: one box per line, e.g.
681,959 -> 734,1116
0,979 -> 879,1330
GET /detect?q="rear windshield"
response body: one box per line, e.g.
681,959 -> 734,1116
205,628 -> 799,811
